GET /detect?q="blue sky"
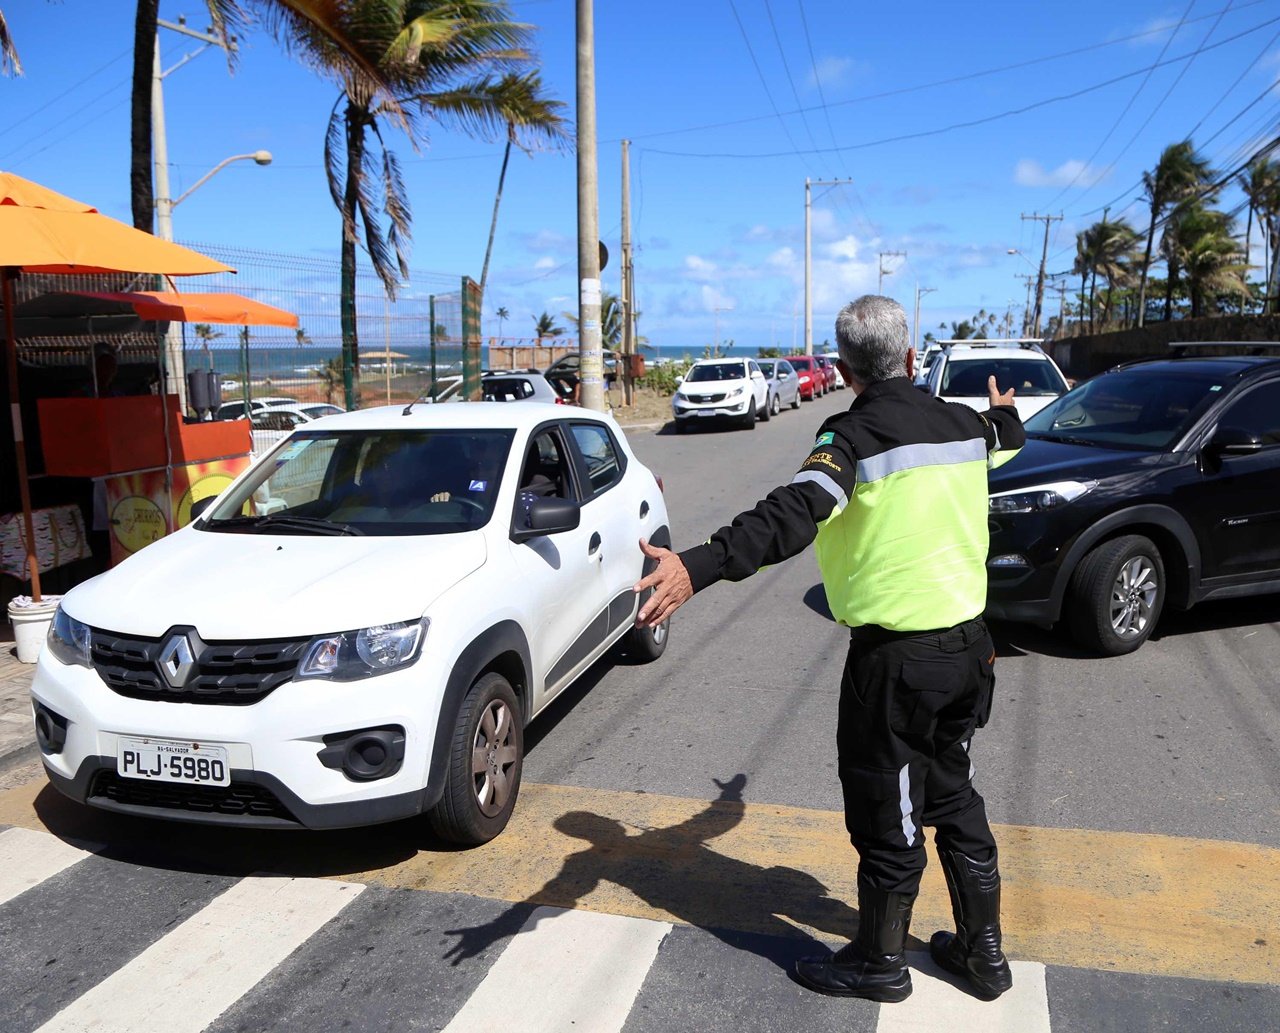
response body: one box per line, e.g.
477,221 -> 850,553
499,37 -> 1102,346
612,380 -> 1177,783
4,0 -> 1279,349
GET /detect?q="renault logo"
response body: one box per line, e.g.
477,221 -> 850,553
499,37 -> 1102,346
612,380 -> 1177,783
158,634 -> 196,688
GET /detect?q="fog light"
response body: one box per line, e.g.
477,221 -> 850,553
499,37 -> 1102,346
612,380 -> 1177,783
317,726 -> 405,782
988,554 -> 1029,568
34,703 -> 68,754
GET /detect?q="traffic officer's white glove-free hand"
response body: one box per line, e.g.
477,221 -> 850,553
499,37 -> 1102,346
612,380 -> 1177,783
634,538 -> 693,627
988,375 -> 1016,408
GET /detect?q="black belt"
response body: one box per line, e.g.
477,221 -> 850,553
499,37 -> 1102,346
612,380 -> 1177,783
848,616 -> 987,651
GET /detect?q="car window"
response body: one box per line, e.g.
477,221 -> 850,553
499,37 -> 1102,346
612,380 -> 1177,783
483,377 -> 535,401
759,362 -> 776,377
941,358 -> 1064,396
569,423 -> 623,496
1217,381 -> 1280,445
517,429 -> 575,500
687,362 -> 746,382
204,429 -> 514,536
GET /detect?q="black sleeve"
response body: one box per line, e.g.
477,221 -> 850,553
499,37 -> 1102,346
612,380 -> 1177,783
977,404 -> 1026,453
678,427 -> 858,593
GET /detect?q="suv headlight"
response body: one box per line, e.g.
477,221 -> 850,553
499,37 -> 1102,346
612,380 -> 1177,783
298,619 -> 428,681
727,386 -> 745,398
989,480 -> 1096,514
47,606 -> 91,668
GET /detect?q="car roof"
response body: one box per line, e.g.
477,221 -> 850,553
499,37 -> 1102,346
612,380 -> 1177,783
690,356 -> 748,365
943,347 -> 1054,361
1111,355 -> 1280,376
301,401 -> 610,432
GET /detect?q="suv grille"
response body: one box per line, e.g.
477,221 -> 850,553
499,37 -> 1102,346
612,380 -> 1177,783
91,628 -> 309,705
687,392 -> 726,403
90,771 -> 297,823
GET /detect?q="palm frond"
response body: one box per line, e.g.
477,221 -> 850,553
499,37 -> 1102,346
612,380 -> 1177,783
1,7 -> 23,76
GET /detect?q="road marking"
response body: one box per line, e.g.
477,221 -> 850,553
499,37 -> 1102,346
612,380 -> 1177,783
33,875 -> 364,1033
879,956 -> 1050,1032
442,906 -> 670,1033
2,776 -> 1277,985
0,826 -> 92,907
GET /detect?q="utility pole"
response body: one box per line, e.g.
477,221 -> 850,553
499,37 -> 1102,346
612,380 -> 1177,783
1021,212 -> 1062,337
620,138 -> 634,407
805,177 -> 854,355
575,0 -> 605,412
912,285 -> 936,352
878,250 -> 906,295
1016,273 -> 1036,336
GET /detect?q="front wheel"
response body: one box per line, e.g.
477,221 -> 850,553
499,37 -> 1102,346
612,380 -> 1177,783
741,404 -> 757,429
760,393 -> 773,421
429,672 -> 523,845
770,392 -> 781,416
619,613 -> 669,662
1065,535 -> 1165,656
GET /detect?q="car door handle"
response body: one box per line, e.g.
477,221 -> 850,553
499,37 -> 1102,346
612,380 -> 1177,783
588,532 -> 602,555
639,501 -> 650,519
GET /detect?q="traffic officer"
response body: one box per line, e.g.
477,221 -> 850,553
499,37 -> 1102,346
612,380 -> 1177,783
634,295 -> 1025,1004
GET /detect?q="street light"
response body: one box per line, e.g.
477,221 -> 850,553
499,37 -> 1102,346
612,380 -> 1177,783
157,150 -> 272,240
1006,248 -> 1037,270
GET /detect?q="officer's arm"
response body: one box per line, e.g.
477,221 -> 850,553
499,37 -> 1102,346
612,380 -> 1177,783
678,430 -> 859,593
979,376 -> 1026,470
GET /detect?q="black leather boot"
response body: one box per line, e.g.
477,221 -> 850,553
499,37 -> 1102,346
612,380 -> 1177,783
794,879 -> 914,1003
929,847 -> 1013,1000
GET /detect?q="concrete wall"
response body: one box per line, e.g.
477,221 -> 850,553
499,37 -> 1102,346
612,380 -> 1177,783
1048,315 -> 1280,380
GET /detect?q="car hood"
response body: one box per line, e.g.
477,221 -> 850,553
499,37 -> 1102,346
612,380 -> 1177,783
989,436 -> 1169,492
62,527 -> 488,640
943,394 -> 1057,421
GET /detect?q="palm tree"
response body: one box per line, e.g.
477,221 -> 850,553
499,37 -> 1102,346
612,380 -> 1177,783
477,71 -> 569,301
1239,159 -> 1279,307
316,356 -> 344,403
532,310 -> 565,343
1161,205 -> 1245,319
1073,228 -> 1097,332
1135,141 -> 1214,327
1,7 -> 22,75
295,326 -> 313,346
494,305 -> 509,339
193,323 -> 224,370
562,290 -> 626,348
1093,219 -> 1141,329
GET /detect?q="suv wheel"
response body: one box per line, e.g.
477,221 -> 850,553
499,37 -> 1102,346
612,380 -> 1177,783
429,672 -> 523,845
742,403 -> 757,429
1066,535 -> 1165,656
761,392 -> 773,422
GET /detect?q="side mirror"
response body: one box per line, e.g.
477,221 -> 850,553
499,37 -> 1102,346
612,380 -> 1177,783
779,371 -> 790,379
189,495 -> 219,522
751,369 -> 764,380
675,375 -> 684,385
1208,425 -> 1264,457
512,495 -> 581,542
915,382 -> 932,393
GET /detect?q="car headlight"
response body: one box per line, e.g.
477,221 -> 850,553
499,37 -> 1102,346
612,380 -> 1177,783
47,605 -> 91,668
298,619 -> 428,681
727,386 -> 745,398
989,480 -> 1096,514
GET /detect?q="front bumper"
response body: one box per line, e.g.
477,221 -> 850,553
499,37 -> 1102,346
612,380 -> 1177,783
30,651 -> 446,830
672,397 -> 751,421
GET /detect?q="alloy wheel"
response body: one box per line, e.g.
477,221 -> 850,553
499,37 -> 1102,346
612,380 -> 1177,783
1110,557 -> 1157,638
472,698 -> 519,817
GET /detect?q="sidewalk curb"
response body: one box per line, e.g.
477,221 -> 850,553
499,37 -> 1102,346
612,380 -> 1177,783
0,739 -> 38,779
619,421 -> 666,434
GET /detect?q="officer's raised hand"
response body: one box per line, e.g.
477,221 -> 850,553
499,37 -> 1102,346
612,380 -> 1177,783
634,538 -> 693,627
988,375 -> 1016,408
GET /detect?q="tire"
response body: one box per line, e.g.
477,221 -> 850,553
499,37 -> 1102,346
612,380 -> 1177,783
761,392 -> 773,422
1065,535 -> 1166,656
742,403 -> 757,429
770,392 -> 781,417
428,672 -> 523,845
620,611 -> 669,662
790,389 -> 801,410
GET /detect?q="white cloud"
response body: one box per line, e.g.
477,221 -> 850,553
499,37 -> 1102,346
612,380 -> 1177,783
700,284 -> 735,311
533,256 -> 556,270
826,235 -> 862,260
1014,159 -> 1108,188
807,56 -> 864,90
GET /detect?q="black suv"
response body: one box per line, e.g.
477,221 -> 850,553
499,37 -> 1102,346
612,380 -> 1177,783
985,351 -> 1280,655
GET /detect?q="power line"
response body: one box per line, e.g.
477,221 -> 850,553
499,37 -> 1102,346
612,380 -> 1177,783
725,0 -> 808,167
642,14 -> 1280,160
0,46 -> 131,141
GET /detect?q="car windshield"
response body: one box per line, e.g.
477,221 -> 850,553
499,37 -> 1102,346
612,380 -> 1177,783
1024,369 -> 1225,451
941,357 -> 1065,396
759,362 -> 776,377
789,358 -> 813,371
203,429 -> 514,536
686,362 -> 746,382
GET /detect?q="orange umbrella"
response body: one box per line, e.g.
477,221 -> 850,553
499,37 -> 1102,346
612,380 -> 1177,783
70,291 -> 299,328
1,172 -> 237,600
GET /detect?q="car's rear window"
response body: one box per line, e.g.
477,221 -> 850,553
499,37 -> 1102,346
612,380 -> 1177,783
1025,369 -> 1225,450
942,358 -> 1065,396
203,429 -> 514,536
687,362 -> 746,382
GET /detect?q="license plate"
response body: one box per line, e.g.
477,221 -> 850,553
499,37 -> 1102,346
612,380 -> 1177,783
697,409 -> 715,416
117,737 -> 230,786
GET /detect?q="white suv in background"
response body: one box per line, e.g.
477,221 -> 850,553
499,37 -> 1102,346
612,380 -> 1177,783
32,403 -> 671,845
924,342 -> 1070,421
671,357 -> 769,431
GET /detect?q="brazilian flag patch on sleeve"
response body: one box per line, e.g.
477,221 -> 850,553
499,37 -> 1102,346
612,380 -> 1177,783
814,431 -> 835,447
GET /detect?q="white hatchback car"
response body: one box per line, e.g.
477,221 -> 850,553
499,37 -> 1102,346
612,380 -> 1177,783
671,357 -> 769,431
32,403 -> 671,844
924,342 -> 1070,421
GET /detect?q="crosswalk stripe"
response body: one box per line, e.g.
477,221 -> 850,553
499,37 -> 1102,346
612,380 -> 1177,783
0,826 -> 92,907
442,906 -> 671,1033
878,956 -> 1050,1033
33,875 -> 365,1033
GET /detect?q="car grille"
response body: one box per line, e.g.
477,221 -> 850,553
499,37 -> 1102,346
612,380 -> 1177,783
91,629 -> 309,705
687,392 -> 727,403
90,771 -> 297,823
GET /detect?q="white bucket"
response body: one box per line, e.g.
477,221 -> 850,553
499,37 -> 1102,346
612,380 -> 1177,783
8,596 -> 62,664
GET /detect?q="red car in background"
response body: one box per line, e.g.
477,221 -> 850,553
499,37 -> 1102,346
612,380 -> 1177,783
784,355 -> 825,400
814,354 -> 840,392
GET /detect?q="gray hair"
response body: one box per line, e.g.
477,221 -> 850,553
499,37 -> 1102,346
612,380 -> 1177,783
834,295 -> 910,384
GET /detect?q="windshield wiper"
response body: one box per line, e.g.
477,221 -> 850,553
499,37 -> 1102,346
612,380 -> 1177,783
1029,432 -> 1098,447
208,513 -> 365,537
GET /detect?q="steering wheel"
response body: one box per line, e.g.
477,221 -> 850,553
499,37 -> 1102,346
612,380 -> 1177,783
450,496 -> 488,514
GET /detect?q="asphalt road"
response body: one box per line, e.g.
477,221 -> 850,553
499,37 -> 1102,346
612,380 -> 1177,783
1,389 -> 1278,1032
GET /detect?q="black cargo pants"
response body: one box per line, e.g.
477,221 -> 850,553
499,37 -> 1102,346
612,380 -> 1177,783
836,617 -> 998,896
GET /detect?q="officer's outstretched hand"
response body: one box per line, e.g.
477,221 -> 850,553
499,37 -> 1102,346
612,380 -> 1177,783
634,538 -> 693,628
988,375 -> 1016,408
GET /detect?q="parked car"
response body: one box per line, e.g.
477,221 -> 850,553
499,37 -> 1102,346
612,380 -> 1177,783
925,342 -> 1069,421
915,342 -> 945,386
759,359 -> 802,415
217,396 -> 297,420
814,354 -> 839,392
986,350 -> 1280,656
544,349 -> 619,387
782,355 -> 824,400
481,371 -> 567,404
671,357 -> 769,431
33,403 -> 671,843
248,404 -> 344,455
820,351 -> 847,389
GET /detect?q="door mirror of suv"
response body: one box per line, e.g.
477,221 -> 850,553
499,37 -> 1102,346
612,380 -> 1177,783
1208,425 -> 1265,457
751,369 -> 765,380
675,375 -> 684,386
189,495 -> 219,522
512,495 -> 581,542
